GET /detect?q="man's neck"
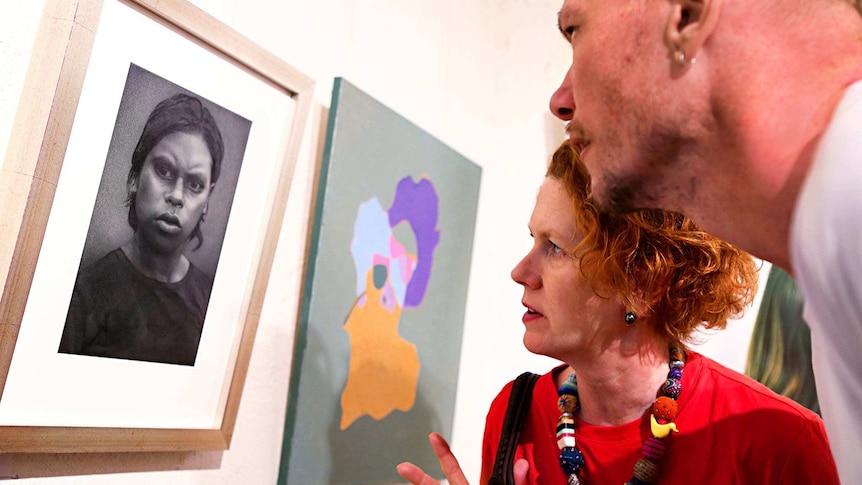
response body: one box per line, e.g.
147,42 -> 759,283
683,1 -> 862,272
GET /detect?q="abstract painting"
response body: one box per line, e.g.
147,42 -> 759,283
279,78 -> 481,484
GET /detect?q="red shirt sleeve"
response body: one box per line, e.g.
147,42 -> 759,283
480,380 -> 515,485
778,414 -> 839,482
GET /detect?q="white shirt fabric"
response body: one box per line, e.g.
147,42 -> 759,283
791,80 -> 862,483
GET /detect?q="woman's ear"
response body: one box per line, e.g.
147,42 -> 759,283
664,0 -> 723,64
624,289 -> 651,320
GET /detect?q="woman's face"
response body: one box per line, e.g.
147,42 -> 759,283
511,177 -> 623,361
132,130 -> 214,256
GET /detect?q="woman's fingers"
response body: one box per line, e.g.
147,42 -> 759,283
427,432 -> 469,485
514,458 -> 530,485
397,433 -> 471,485
396,462 -> 442,485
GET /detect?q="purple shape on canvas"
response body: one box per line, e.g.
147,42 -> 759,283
388,176 -> 440,308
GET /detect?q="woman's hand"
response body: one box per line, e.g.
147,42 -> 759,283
396,432 -> 529,485
397,432 -> 468,484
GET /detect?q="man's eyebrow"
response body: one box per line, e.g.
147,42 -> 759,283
557,9 -> 575,40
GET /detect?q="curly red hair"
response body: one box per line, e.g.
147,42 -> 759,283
547,142 -> 758,344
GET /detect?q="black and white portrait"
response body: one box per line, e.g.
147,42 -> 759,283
58,64 -> 251,366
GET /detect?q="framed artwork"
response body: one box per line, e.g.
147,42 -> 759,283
0,0 -> 313,452
279,78 -> 482,484
745,265 -> 820,414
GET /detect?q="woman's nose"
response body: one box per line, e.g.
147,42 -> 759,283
165,181 -> 185,208
511,252 -> 540,289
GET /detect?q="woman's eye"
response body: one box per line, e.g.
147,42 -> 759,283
155,163 -> 174,180
549,241 -> 564,255
187,179 -> 205,193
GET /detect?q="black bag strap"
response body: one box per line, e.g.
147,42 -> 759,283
488,372 -> 540,485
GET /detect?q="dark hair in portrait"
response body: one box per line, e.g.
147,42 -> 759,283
745,266 -> 820,414
127,93 -> 225,251
58,64 -> 251,366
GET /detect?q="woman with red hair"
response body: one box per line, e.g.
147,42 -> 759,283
398,142 -> 837,484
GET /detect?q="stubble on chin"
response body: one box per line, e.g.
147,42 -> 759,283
594,171 -> 643,214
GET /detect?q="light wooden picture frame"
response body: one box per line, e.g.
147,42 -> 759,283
0,0 -> 313,452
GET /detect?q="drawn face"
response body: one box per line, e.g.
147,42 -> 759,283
511,177 -> 622,361
551,0 -> 690,212
132,131 -> 214,256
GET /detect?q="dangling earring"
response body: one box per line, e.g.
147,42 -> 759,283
625,312 -> 637,325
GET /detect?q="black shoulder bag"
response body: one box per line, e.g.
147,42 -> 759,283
488,372 -> 540,485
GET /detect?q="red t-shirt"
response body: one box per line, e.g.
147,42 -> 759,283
481,351 -> 838,484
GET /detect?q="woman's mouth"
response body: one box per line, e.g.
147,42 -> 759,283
155,214 -> 182,234
522,303 -> 543,324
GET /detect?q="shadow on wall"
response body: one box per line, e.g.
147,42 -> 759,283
745,266 -> 820,414
0,450 -> 222,479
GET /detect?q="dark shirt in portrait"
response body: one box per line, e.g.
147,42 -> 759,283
59,249 -> 214,366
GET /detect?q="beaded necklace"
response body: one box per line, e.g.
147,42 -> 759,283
555,346 -> 685,485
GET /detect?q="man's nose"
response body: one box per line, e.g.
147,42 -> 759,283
549,65 -> 575,121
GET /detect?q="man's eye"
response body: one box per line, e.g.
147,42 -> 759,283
561,24 -> 579,41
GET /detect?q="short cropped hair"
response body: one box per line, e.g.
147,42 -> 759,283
547,142 -> 757,344
126,94 -> 224,250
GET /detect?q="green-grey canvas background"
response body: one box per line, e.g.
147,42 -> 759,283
279,78 -> 482,484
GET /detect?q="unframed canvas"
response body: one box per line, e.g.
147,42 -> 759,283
280,78 -> 482,484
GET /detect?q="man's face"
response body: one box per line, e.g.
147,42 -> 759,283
133,130 -> 214,255
551,0 -> 689,212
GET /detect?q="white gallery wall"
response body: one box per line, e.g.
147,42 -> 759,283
0,0 -> 766,483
